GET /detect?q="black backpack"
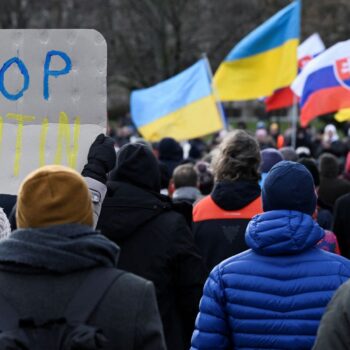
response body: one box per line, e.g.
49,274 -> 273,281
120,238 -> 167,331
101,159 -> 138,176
0,268 -> 124,349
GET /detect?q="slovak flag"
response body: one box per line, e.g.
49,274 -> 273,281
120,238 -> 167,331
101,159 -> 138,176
265,33 -> 325,112
292,40 -> 350,126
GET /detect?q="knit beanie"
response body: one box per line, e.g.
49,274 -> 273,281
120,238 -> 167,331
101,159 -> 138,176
262,161 -> 317,216
0,208 -> 11,240
158,137 -> 183,161
260,148 -> 284,173
16,165 -> 93,229
298,158 -> 320,187
319,153 -> 339,179
110,143 -> 161,192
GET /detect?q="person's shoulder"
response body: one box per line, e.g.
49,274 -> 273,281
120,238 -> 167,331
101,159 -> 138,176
310,249 -> 350,275
99,269 -> 155,314
111,269 -> 153,291
215,249 -> 255,273
193,195 -> 217,220
193,194 -> 210,207
335,278 -> 350,298
335,191 -> 350,206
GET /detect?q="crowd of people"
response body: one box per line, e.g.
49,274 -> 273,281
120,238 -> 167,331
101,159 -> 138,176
0,121 -> 350,349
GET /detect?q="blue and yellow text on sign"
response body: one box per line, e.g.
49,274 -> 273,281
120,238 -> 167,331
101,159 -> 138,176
131,59 -> 224,142
0,30 -> 107,194
214,0 -> 300,101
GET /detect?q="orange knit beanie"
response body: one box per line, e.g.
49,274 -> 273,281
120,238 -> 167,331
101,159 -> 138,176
16,165 -> 93,229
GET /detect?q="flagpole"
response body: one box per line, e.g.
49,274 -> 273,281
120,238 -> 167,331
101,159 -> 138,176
291,93 -> 298,149
202,53 -> 228,131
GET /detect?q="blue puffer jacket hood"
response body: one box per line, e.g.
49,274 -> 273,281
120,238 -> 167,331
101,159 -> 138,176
191,209 -> 350,350
246,210 -> 324,255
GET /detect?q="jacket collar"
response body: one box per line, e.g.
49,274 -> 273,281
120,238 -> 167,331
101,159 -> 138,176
0,224 -> 119,274
173,187 -> 202,202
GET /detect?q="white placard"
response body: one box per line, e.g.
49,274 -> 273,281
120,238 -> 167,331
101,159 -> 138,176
0,29 -> 107,194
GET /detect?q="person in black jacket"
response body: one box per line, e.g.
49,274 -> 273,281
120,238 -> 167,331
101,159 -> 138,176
0,158 -> 166,349
313,279 -> 350,350
318,153 -> 350,209
158,137 -> 184,176
193,130 -> 262,273
97,142 -> 206,350
333,193 -> 350,258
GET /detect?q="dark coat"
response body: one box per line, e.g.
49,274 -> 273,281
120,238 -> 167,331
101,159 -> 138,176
193,180 -> 262,273
333,192 -> 350,257
0,194 -> 16,217
0,224 -> 166,350
313,279 -> 350,350
318,177 -> 350,208
97,181 -> 206,350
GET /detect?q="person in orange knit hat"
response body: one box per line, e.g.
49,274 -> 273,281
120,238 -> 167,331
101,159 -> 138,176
16,165 -> 94,229
0,134 -> 166,350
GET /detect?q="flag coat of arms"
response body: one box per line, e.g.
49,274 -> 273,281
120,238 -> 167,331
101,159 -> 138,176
292,40 -> 350,126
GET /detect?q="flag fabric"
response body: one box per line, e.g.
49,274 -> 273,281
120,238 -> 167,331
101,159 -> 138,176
130,59 -> 224,142
335,108 -> 350,122
265,33 -> 325,112
214,0 -> 300,101
297,33 -> 325,69
292,40 -> 350,126
265,87 -> 295,112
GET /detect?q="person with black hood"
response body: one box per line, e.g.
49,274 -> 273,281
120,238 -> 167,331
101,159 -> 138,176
158,137 -> 184,176
193,130 -> 262,273
97,142 -> 206,350
318,153 -> 350,209
0,141 -> 166,349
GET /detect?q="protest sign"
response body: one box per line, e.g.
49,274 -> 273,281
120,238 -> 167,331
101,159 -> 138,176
0,29 -> 107,194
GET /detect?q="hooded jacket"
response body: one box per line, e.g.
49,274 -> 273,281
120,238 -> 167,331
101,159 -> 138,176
319,154 -> 350,208
0,224 -> 166,350
193,180 -> 262,272
97,143 -> 206,350
191,210 -> 350,350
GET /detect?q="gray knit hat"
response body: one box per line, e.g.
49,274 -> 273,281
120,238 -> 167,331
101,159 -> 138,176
0,208 -> 11,240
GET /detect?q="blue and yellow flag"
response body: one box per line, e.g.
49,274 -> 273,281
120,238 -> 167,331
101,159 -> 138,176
131,59 -> 224,142
214,0 -> 300,101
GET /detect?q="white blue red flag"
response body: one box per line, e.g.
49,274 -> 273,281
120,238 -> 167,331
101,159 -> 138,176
292,40 -> 350,126
266,33 -> 325,112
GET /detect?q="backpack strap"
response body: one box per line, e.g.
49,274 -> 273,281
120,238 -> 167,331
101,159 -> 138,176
64,268 -> 125,323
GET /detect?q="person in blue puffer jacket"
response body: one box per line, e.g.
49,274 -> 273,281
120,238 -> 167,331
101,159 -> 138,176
191,161 -> 350,350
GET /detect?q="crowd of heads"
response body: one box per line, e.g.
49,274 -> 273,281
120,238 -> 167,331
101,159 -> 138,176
109,120 -> 350,218
0,120 -> 348,349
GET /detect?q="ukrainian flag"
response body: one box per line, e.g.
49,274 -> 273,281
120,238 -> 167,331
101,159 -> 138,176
214,0 -> 300,101
131,59 -> 224,142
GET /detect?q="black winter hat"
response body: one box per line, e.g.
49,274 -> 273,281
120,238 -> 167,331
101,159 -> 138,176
158,137 -> 183,161
262,161 -> 317,216
319,153 -> 339,179
110,143 -> 161,192
298,158 -> 320,187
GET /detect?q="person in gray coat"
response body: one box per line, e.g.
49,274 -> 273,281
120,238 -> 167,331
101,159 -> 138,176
0,136 -> 166,350
313,279 -> 350,350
